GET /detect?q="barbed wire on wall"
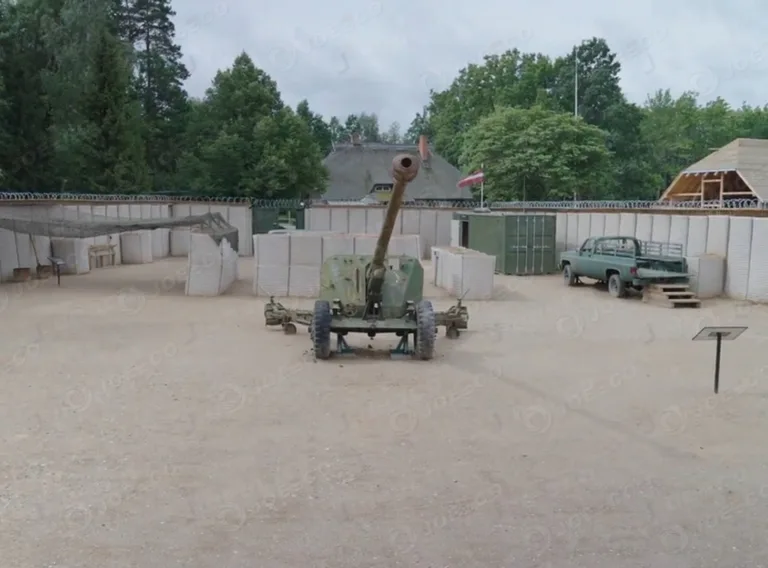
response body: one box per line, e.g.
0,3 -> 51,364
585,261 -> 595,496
0,192 -> 765,211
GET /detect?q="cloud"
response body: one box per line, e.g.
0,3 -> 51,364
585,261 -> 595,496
173,0 -> 768,128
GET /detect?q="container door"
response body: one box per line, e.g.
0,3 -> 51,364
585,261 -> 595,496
450,220 -> 461,247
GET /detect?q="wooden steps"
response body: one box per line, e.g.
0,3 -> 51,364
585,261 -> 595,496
642,283 -> 701,308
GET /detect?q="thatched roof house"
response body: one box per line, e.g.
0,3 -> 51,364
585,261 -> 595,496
321,135 -> 473,201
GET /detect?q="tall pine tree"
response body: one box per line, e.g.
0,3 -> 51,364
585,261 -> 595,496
79,26 -> 148,192
117,0 -> 189,190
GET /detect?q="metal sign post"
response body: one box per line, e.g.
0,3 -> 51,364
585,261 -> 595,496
692,326 -> 748,393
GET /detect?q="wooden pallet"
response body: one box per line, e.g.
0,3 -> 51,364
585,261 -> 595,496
642,283 -> 701,308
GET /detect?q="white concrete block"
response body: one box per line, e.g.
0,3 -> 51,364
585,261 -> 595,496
92,205 -> 109,246
348,208 -> 366,233
210,204 -> 228,221
589,213 -> 605,238
604,213 -> 620,235
555,213 -> 567,252
565,213 -> 579,249
389,235 -> 421,258
0,218 -> 17,281
435,210 -> 452,246
431,246 -> 494,300
651,214 -> 671,243
419,210 -> 437,258
15,231 -> 36,269
747,219 -> 768,302
576,213 -> 591,245
227,206 -> 250,256
290,232 -> 323,266
129,204 -> 141,219
322,234 -> 355,261
150,205 -> 161,218
309,208 -> 331,231
121,231 -> 153,264
170,229 -> 191,256
51,238 -> 90,275
186,233 -> 238,296
117,204 -> 130,219
254,234 -> 290,265
254,265 -> 289,296
686,255 -> 725,300
152,228 -> 170,258
669,216 -> 690,254
461,252 -> 495,300
725,216 -> 752,300
159,205 -> 170,218
140,204 -> 152,219
190,204 -> 209,216
330,208 -> 348,232
635,214 -> 653,242
706,216 -> 730,256
219,238 -> 238,294
288,265 -> 322,297
619,213 -> 636,236
365,208 -> 384,234
354,235 -> 377,255
173,204 -> 191,218
108,233 -> 122,265
401,209 -> 420,234
686,216 -> 708,257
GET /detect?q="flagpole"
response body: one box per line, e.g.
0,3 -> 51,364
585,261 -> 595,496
480,163 -> 484,207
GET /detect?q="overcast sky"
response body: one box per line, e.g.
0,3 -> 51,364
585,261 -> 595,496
173,0 -> 767,131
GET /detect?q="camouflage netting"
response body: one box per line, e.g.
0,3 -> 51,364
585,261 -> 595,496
0,212 -> 239,252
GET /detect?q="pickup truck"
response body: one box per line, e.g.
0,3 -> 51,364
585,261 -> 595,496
559,236 -> 689,298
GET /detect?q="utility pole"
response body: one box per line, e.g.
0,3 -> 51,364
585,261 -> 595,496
574,49 -> 578,118
573,48 -> 578,202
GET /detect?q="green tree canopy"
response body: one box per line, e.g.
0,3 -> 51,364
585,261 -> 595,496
460,107 -> 612,201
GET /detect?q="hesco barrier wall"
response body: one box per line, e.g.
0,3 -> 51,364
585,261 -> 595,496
0,195 -> 253,281
307,203 -> 768,301
3,192 -> 768,302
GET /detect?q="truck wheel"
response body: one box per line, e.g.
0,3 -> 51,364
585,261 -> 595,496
608,274 -> 626,298
415,300 -> 436,360
563,264 -> 576,287
312,300 -> 332,359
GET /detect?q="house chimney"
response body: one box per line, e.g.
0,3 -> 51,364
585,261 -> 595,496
418,134 -> 429,162
351,131 -> 361,145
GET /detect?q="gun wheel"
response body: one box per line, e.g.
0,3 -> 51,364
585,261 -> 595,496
415,300 -> 436,360
283,323 -> 297,335
313,300 -> 332,359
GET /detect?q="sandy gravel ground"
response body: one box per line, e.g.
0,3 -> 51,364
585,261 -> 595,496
2,258 -> 768,568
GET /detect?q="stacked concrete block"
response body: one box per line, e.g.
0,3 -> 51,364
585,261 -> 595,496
747,218 -> 768,302
170,204 -> 191,256
686,255 -> 725,299
120,231 -> 153,264
431,246 -> 495,300
686,216 -> 709,258
253,233 -> 290,296
322,233 -> 355,261
51,238 -> 90,275
185,232 -> 238,296
725,217 -> 752,300
288,231 -> 323,297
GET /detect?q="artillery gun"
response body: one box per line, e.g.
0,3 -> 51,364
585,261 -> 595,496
263,153 -> 468,359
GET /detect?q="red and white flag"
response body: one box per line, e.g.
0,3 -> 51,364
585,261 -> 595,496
457,170 -> 484,188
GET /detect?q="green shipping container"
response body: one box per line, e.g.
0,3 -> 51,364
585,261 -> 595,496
466,213 -> 557,275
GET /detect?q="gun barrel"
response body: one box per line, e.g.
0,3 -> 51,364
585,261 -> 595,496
371,154 -> 420,269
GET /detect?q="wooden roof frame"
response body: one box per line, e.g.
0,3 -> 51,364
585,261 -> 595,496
659,169 -> 759,202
